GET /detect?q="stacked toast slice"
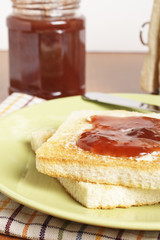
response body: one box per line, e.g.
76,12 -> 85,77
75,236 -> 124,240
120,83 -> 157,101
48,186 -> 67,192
35,110 -> 160,208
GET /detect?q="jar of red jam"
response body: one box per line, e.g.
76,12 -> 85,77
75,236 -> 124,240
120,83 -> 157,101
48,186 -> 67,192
7,0 -> 85,99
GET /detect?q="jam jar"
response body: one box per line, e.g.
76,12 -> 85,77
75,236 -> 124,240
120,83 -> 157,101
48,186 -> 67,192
7,0 -> 85,99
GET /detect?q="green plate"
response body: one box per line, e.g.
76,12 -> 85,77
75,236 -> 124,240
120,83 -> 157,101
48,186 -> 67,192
0,93 -> 160,231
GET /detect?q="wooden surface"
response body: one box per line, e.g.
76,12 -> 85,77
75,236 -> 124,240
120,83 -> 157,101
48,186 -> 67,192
0,51 -> 146,103
0,51 -> 146,239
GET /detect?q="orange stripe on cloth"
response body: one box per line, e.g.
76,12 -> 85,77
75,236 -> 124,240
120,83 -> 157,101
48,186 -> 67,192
0,94 -> 24,116
0,198 -> 10,212
22,210 -> 37,238
136,231 -> 144,240
96,227 -> 105,240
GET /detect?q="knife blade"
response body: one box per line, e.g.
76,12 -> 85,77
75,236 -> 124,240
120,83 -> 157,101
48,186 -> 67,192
82,92 -> 160,113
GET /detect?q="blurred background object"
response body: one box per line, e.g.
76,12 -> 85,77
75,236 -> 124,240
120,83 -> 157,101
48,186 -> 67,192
0,0 -> 155,102
140,0 -> 160,94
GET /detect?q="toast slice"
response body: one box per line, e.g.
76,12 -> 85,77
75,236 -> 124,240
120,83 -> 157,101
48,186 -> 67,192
36,110 -> 160,190
33,127 -> 160,208
31,129 -> 160,209
58,177 -> 160,209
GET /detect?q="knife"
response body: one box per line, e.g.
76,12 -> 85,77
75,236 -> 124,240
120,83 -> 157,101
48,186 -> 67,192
82,92 -> 160,113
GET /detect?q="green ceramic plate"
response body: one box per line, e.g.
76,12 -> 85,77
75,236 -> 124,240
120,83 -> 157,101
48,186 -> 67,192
0,93 -> 160,230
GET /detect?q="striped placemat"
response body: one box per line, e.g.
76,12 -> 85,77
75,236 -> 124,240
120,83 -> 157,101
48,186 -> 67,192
0,92 -> 160,240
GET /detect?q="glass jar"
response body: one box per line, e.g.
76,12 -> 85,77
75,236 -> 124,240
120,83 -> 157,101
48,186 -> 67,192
7,0 -> 85,99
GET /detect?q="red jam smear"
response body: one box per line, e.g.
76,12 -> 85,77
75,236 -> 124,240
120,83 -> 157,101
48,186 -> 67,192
76,115 -> 160,157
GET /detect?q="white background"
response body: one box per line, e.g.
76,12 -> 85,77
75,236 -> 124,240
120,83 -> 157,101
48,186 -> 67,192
0,0 -> 154,52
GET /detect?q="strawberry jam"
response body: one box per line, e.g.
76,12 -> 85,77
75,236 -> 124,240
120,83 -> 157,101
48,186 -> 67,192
76,115 -> 160,157
7,15 -> 85,99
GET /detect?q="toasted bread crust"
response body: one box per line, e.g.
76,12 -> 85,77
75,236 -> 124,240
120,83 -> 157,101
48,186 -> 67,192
36,110 -> 160,189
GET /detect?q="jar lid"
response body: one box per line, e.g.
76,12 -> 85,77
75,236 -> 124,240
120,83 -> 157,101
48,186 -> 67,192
12,0 -> 80,17
12,0 -> 80,8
